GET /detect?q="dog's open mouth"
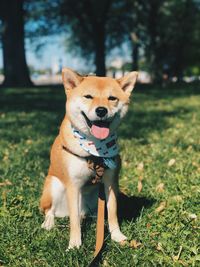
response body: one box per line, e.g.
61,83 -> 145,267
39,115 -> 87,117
81,111 -> 110,140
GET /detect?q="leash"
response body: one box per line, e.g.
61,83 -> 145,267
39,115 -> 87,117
94,183 -> 105,257
88,183 -> 105,267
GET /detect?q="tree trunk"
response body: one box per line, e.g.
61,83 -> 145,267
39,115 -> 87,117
94,27 -> 106,76
132,43 -> 139,71
147,0 -> 162,83
1,0 -> 32,87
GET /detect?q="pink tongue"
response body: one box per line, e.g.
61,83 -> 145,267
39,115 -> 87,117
91,125 -> 110,139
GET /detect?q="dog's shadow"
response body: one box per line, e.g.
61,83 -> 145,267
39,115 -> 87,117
117,192 -> 154,222
82,192 -> 154,232
85,192 -> 154,267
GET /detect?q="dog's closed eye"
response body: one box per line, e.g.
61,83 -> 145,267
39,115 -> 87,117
108,96 -> 118,101
84,95 -> 93,99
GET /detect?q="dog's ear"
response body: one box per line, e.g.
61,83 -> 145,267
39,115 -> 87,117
117,71 -> 138,96
62,68 -> 83,91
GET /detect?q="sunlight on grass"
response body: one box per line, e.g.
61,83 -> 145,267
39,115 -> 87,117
0,85 -> 199,266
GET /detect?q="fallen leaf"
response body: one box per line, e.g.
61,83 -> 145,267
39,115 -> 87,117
155,201 -> 166,213
187,145 -> 193,152
192,226 -> 200,229
177,260 -> 188,267
0,180 -> 12,187
137,162 -> 144,171
192,162 -> 198,167
146,223 -> 151,228
168,158 -> 176,166
123,161 -> 129,167
171,195 -> 183,202
130,239 -> 142,249
172,147 -> 178,152
120,240 -> 129,246
172,246 -> 183,261
3,155 -> 9,162
156,242 -> 163,251
150,232 -> 159,237
103,260 -> 109,266
188,213 -> 197,220
156,183 -> 165,192
137,180 -> 143,193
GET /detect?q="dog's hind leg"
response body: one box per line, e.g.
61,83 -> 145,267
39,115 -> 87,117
41,208 -> 55,230
40,175 -> 55,230
40,175 -> 68,230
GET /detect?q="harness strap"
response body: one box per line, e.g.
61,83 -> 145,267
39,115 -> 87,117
62,145 -> 107,183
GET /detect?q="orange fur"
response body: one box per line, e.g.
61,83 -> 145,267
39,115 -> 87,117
40,175 -> 52,212
39,68 -> 138,249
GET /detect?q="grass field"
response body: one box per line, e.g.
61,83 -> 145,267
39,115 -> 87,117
0,84 -> 199,267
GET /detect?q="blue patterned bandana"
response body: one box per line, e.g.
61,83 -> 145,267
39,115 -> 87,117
72,127 -> 119,169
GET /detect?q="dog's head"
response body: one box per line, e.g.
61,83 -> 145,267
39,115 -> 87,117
62,68 -> 138,139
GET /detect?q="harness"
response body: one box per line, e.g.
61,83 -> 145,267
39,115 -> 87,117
62,144 -> 114,184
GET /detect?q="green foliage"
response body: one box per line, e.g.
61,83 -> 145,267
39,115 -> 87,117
137,0 -> 200,80
0,85 -> 200,266
58,0 -> 200,78
1,0 -> 199,83
60,0 -> 132,56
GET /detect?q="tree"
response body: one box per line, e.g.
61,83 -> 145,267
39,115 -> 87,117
140,0 -> 200,82
164,0 -> 200,80
0,0 -> 32,87
139,0 -> 164,82
60,0 -> 133,76
60,0 -> 111,76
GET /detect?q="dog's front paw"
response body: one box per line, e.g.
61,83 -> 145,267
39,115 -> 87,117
66,237 -> 82,251
111,228 -> 127,243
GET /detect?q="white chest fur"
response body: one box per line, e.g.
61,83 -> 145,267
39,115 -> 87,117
66,153 -> 94,187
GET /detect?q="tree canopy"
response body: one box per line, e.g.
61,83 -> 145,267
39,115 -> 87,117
0,0 -> 199,86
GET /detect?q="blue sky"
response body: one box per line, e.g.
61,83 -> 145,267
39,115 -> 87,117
0,35 -> 131,73
0,35 -> 93,73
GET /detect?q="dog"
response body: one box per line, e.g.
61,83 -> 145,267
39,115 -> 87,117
40,68 -> 138,249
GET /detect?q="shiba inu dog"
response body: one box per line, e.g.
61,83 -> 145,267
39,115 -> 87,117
40,68 -> 138,249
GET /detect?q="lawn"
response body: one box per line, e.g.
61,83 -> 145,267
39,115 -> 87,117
0,84 -> 199,267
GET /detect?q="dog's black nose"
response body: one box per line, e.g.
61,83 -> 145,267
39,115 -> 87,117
95,107 -> 108,118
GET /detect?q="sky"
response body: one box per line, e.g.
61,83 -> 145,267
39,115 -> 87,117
25,35 -> 93,73
0,35 -> 93,73
0,35 -> 131,74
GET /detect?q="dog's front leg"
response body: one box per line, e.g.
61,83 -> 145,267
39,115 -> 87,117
66,182 -> 81,250
103,169 -> 127,243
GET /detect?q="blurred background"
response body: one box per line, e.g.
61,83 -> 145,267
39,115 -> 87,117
0,0 -> 200,87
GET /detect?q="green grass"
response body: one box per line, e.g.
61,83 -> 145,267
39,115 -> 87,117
0,84 -> 200,267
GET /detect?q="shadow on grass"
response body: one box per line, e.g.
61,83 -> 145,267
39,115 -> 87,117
118,106 -> 191,140
0,86 -> 65,112
0,82 -> 199,112
0,87 -> 66,143
0,85 -> 194,144
84,192 -> 154,267
117,192 -> 154,222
